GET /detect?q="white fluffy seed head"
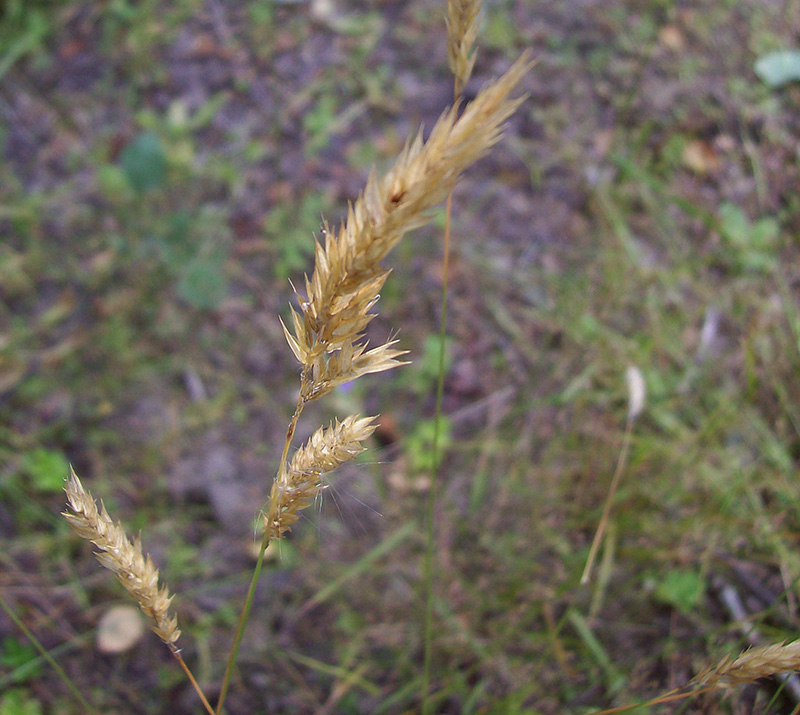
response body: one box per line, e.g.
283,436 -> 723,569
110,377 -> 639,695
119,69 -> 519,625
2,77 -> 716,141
626,365 -> 646,420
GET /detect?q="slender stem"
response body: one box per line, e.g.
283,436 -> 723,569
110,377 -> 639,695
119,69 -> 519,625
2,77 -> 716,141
421,76 -> 464,712
0,595 -> 100,715
588,687 -> 696,714
172,649 -> 216,715
278,394 -> 306,481
421,175 -> 455,715
581,415 -> 634,584
216,393 -> 305,714
454,77 -> 464,103
215,529 -> 271,715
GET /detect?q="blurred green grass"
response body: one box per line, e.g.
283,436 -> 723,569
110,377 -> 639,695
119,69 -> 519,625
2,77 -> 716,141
2,0 -> 800,712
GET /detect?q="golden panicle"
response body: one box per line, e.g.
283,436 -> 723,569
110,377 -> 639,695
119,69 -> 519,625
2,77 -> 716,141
62,468 -> 180,648
264,415 -> 377,539
283,318 -> 408,403
694,640 -> 800,688
286,53 -> 532,402
446,0 -> 482,92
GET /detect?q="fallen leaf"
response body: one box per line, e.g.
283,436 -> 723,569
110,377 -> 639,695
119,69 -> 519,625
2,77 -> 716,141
682,139 -> 719,174
714,133 -> 736,152
190,33 -> 222,59
658,24 -> 684,51
96,605 -> 145,654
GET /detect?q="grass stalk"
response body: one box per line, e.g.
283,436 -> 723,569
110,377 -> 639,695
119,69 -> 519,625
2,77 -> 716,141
174,650 -> 216,715
62,43 -> 529,712
582,366 -> 644,584
581,415 -> 633,584
215,528 -> 271,715
423,0 -> 481,703
216,394 -> 305,714
421,189 -> 453,713
0,594 -> 100,715
61,469 -> 213,713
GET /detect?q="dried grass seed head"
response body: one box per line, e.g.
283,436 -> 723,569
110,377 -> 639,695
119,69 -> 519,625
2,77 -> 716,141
446,0 -> 482,92
286,54 -> 532,399
265,415 -> 377,539
63,468 -> 180,647
694,640 -> 800,688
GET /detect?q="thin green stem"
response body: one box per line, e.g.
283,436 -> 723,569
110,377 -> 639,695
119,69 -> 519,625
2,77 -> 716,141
277,394 -> 306,487
215,529 -> 271,715
581,415 -> 634,585
216,394 -> 305,714
0,594 -> 100,715
421,185 -> 454,714
421,65 -> 466,710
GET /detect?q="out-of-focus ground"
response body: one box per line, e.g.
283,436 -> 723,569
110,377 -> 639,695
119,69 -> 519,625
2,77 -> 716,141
2,0 -> 800,712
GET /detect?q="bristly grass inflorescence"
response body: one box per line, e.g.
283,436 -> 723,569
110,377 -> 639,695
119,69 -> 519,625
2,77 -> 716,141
62,468 -> 180,649
265,415 -> 378,540
220,52 -> 533,715
267,52 -> 533,539
694,640 -> 800,689
446,0 -> 482,96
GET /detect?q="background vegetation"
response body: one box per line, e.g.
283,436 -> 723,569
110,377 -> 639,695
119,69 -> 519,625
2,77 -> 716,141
2,0 -> 800,712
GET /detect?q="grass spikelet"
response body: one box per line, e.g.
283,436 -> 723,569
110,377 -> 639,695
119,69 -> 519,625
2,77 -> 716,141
446,0 -> 482,94
62,468 -> 180,648
694,640 -> 800,688
265,415 -> 377,539
286,52 -> 532,406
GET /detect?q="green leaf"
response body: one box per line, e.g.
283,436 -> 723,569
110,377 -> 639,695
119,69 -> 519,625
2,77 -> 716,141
177,253 -> 228,309
755,50 -> 800,89
21,448 -> 69,493
751,217 -> 779,246
405,418 -> 453,473
303,94 -> 338,155
654,569 -> 705,614
0,10 -> 49,83
264,193 -> 327,279
119,131 -> 167,192
408,335 -> 453,394
483,12 -> 516,50
248,0 -> 274,27
719,203 -> 779,271
151,210 -> 195,268
719,202 -> 749,246
96,163 -> 133,203
0,688 -> 43,715
0,637 -> 37,670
